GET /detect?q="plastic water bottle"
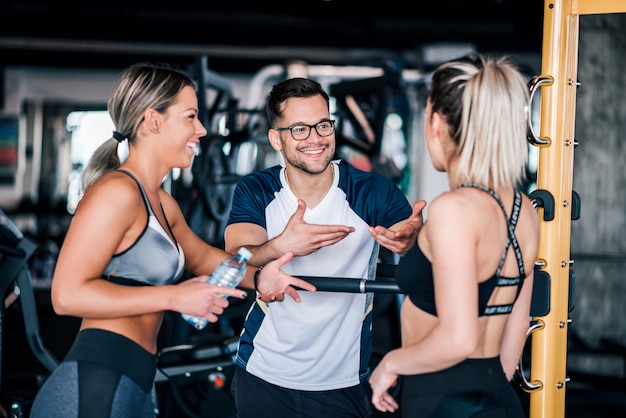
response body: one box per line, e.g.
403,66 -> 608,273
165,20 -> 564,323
181,247 -> 252,330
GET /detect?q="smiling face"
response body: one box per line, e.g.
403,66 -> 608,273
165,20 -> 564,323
268,95 -> 335,175
158,85 -> 207,169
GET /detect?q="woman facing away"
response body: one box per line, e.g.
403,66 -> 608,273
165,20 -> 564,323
30,62 -> 309,417
368,53 -> 540,417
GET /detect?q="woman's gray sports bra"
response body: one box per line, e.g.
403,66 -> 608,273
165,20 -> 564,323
102,170 -> 185,286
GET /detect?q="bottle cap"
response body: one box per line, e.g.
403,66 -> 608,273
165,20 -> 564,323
238,247 -> 252,261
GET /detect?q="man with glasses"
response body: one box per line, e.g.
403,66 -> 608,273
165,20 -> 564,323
224,77 -> 424,417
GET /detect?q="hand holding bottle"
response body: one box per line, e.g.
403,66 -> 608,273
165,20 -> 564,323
176,276 -> 246,321
182,247 -> 252,330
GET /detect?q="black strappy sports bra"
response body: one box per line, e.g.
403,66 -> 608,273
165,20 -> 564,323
395,183 -> 525,316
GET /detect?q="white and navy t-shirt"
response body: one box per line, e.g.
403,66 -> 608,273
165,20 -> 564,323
227,159 -> 411,391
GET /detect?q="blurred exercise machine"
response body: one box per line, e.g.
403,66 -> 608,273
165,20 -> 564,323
0,210 -> 59,417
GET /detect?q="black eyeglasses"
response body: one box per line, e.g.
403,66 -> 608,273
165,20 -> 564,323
274,119 -> 336,141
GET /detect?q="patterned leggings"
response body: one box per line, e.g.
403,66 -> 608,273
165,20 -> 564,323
30,328 -> 157,418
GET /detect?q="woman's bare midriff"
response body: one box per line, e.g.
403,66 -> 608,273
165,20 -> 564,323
400,296 -> 438,346
80,311 -> 164,354
400,295 -> 507,358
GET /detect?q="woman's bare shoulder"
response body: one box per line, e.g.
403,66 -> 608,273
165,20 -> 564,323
76,171 -> 143,215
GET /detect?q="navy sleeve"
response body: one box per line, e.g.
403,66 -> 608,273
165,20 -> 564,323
227,166 -> 282,229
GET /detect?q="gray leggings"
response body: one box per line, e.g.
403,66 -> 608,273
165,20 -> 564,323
30,329 -> 157,418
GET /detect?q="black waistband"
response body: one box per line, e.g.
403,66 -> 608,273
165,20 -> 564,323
401,357 -> 508,395
64,328 -> 157,392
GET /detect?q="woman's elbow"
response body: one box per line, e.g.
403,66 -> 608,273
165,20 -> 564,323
50,286 -> 74,316
451,331 -> 479,359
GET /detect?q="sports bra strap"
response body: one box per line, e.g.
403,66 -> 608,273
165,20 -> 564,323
456,182 -> 525,279
116,169 -> 179,247
117,169 -> 154,215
